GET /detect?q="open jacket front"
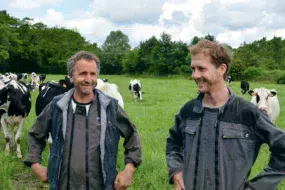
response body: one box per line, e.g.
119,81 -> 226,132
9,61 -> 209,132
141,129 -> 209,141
24,89 -> 142,190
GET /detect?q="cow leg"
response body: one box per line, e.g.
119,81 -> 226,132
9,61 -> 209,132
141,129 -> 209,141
9,124 -> 15,147
15,118 -> 25,158
1,117 -> 10,155
132,92 -> 137,99
139,91 -> 143,100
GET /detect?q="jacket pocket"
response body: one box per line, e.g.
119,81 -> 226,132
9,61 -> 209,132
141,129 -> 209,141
222,126 -> 255,163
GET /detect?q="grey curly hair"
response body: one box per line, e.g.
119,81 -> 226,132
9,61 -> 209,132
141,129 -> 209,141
67,51 -> 100,76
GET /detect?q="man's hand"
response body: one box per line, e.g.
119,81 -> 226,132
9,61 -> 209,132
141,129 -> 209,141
31,163 -> 48,183
114,163 -> 135,190
173,172 -> 185,190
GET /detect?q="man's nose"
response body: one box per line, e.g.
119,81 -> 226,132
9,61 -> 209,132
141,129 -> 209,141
84,74 -> 92,81
192,71 -> 199,79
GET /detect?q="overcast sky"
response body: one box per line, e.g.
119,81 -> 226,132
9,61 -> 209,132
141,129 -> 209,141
1,0 -> 285,48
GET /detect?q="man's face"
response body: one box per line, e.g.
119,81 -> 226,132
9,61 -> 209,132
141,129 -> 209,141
190,53 -> 224,94
70,59 -> 98,97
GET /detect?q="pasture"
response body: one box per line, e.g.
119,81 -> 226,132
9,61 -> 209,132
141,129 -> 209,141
0,75 -> 284,189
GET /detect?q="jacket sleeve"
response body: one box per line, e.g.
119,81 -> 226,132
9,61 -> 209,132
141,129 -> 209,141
166,112 -> 184,184
248,111 -> 285,189
116,105 -> 142,168
23,102 -> 53,167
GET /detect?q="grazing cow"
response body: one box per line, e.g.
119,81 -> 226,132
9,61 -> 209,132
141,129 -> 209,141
30,72 -> 39,92
0,77 -> 31,158
36,78 -> 73,116
17,73 -> 23,81
5,72 -> 17,80
23,73 -> 28,84
248,88 -> 280,123
227,76 -> 232,86
240,80 -> 250,94
96,78 -> 124,108
35,77 -> 73,146
102,78 -> 108,82
39,74 -> 46,83
129,79 -> 143,100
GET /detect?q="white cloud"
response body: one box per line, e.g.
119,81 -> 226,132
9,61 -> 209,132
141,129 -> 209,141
12,0 -> 285,48
33,9 -> 116,45
90,0 -> 165,23
120,24 -> 163,46
33,8 -> 64,25
9,0 -> 62,9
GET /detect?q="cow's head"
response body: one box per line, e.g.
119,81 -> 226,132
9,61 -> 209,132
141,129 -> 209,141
248,88 -> 277,112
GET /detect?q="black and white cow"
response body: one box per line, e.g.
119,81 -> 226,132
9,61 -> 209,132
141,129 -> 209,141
248,88 -> 280,123
39,74 -> 46,83
36,78 -> 73,116
240,80 -> 250,94
129,79 -> 142,100
35,77 -> 73,146
17,73 -> 23,81
30,72 -> 40,92
5,72 -> 17,80
23,73 -> 28,84
227,76 -> 232,86
0,76 -> 31,158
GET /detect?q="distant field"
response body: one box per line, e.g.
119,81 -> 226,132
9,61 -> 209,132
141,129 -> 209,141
0,75 -> 284,189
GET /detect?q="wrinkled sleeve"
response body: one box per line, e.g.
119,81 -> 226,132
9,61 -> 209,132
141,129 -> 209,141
248,111 -> 285,189
166,112 -> 184,184
23,102 -> 53,167
116,105 -> 142,168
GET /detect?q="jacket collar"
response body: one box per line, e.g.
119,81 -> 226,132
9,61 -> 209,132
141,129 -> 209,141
56,88 -> 111,111
194,88 -> 236,114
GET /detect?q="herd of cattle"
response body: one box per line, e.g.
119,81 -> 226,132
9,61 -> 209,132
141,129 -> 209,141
0,72 -> 281,158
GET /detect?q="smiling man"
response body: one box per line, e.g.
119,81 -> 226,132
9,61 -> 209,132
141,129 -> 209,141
166,40 -> 285,190
24,51 -> 142,190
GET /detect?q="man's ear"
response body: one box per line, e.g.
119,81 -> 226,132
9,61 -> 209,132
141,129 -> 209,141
219,63 -> 227,76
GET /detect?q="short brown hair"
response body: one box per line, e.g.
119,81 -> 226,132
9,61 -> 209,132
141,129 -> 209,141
189,40 -> 232,80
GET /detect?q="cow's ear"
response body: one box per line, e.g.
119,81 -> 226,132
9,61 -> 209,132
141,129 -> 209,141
59,80 -> 67,88
129,84 -> 131,90
248,90 -> 255,96
270,89 -> 277,97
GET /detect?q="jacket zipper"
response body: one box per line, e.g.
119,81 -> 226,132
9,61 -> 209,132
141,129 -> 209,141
67,113 -> 76,190
85,113 -> 89,190
193,110 -> 205,190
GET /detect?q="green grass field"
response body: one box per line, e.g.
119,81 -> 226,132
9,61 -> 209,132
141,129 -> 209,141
0,75 -> 284,189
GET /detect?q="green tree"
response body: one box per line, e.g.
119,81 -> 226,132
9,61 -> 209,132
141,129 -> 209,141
101,30 -> 131,74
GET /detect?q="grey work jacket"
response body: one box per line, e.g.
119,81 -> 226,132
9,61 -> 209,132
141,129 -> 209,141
166,91 -> 285,190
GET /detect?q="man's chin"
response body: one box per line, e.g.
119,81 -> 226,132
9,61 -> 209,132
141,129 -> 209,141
197,87 -> 207,93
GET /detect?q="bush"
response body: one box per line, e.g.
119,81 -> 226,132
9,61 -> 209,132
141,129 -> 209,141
277,75 -> 285,84
242,67 -> 265,80
180,65 -> 191,75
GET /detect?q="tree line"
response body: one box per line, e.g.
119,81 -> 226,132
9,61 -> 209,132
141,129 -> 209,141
1,10 -> 285,83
